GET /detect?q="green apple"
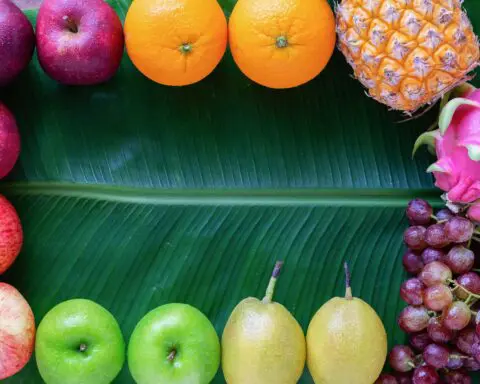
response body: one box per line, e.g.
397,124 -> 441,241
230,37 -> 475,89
35,299 -> 125,384
128,303 -> 220,384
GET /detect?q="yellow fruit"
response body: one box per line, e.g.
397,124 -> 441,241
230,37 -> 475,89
222,262 -> 306,384
337,0 -> 480,113
306,263 -> 387,384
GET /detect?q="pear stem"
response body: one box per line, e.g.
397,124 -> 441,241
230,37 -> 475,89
344,262 -> 353,300
262,261 -> 283,304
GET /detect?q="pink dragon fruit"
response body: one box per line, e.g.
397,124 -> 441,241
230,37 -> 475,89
469,203 -> 480,222
415,87 -> 480,222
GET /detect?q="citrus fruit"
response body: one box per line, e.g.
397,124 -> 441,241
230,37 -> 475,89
124,0 -> 228,86
229,0 -> 336,89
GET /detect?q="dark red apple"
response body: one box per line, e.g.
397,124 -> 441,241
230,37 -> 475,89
0,103 -> 20,179
36,0 -> 124,85
0,0 -> 35,86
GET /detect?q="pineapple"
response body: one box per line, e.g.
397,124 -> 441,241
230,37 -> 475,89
336,0 -> 480,113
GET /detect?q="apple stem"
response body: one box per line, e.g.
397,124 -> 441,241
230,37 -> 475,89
344,262 -> 353,300
79,343 -> 87,352
167,349 -> 176,362
62,15 -> 78,33
262,261 -> 283,304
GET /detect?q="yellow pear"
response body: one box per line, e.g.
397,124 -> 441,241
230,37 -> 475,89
306,263 -> 387,384
222,261 -> 306,384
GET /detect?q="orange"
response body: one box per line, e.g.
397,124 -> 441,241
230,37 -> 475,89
229,0 -> 336,89
124,0 -> 228,86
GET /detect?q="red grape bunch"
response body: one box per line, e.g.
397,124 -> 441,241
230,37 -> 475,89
376,199 -> 480,384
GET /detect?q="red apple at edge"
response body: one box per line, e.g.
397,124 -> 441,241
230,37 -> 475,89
0,0 -> 35,86
0,194 -> 23,274
0,103 -> 21,180
36,0 -> 124,85
0,283 -> 35,380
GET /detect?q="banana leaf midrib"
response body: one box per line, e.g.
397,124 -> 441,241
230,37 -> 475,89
0,182 -> 442,207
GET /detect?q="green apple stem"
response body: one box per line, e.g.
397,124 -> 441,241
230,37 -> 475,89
262,261 -> 284,304
79,344 -> 87,352
62,16 -> 78,33
344,262 -> 353,300
167,349 -> 176,362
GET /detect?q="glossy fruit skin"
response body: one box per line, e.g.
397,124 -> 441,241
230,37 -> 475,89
421,248 -> 444,265
337,0 -> 479,112
223,298 -> 305,384
306,296 -> 387,384
229,0 -> 336,89
0,0 -> 35,86
456,273 -> 480,300
389,345 -> 414,372
412,365 -> 439,383
129,303 -> 220,384
376,374 -> 398,384
406,199 -> 433,225
400,278 -> 424,305
35,299 -> 125,384
409,332 -> 431,352
0,194 -> 22,274
403,250 -> 424,274
36,0 -> 124,85
0,283 -> 35,380
125,0 -> 227,86
0,103 -> 20,180
429,90 -> 480,207
398,306 -> 430,333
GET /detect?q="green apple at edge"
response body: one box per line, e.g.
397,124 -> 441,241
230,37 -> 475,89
35,299 -> 125,384
128,303 -> 220,384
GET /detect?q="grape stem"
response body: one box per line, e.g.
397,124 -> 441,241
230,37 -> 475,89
471,310 -> 478,316
450,354 -> 472,359
407,361 -> 416,369
262,261 -> 283,304
431,214 -> 449,224
465,295 -> 476,307
448,279 -> 480,299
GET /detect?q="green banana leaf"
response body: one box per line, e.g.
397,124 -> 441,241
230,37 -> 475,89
1,0 -> 480,382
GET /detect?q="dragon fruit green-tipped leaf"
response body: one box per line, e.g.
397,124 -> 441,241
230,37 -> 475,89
438,98 -> 480,135
466,145 -> 480,161
413,130 -> 439,158
417,89 -> 480,206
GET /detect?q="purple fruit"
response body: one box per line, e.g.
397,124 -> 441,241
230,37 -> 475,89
0,103 -> 20,179
0,0 -> 35,85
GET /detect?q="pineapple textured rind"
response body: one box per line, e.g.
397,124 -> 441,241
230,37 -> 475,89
336,0 -> 480,112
